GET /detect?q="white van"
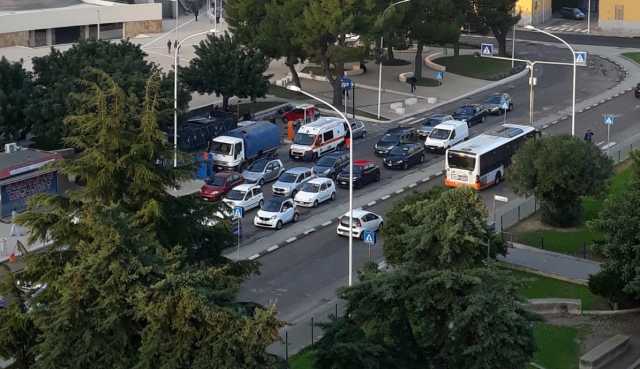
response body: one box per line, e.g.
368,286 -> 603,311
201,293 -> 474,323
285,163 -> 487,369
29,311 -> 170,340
289,117 -> 347,161
424,120 -> 469,153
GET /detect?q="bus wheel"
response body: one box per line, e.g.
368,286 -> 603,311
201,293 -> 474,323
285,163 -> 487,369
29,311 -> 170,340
495,172 -> 502,185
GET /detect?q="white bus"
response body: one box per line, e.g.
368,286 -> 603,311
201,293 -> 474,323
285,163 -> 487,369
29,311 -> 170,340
445,124 -> 538,190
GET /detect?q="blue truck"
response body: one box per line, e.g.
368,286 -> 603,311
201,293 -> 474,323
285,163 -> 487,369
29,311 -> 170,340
209,121 -> 282,171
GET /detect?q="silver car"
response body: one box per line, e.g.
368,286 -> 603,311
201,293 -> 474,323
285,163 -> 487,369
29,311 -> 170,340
272,167 -> 315,197
350,119 -> 367,139
416,114 -> 453,139
242,158 -> 285,186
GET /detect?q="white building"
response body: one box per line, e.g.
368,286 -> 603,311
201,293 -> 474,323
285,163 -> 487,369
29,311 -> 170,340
0,0 -> 163,48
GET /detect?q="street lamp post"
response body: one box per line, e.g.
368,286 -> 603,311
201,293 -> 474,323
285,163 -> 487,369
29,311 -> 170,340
377,0 -> 411,119
286,85 -> 355,286
525,25 -> 577,137
174,29 -> 216,168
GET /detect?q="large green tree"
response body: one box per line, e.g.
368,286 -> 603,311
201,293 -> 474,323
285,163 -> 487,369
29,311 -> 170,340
471,0 -> 520,57
2,71 -> 281,369
382,187 -> 505,269
588,150 -> 640,308
26,40 -> 190,149
508,135 -> 613,227
315,267 -> 537,369
225,0 -> 269,46
0,57 -> 33,143
182,32 -> 270,110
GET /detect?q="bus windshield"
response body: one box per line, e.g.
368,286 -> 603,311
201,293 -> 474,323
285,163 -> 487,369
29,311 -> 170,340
447,152 -> 476,171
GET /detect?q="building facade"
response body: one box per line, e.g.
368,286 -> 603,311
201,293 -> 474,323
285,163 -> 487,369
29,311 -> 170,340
0,0 -> 162,48
599,0 -> 640,33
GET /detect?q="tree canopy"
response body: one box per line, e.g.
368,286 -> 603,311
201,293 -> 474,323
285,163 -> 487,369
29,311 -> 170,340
26,40 -> 190,149
588,150 -> 640,307
182,32 -> 271,110
382,187 -> 506,270
0,57 -> 33,144
1,71 -> 281,369
315,267 -> 537,369
471,0 -> 520,57
508,135 -> 613,227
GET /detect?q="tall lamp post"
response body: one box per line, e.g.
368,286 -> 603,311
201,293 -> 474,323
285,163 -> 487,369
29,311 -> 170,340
377,0 -> 411,119
286,85 -> 355,286
174,29 -> 216,167
525,25 -> 577,137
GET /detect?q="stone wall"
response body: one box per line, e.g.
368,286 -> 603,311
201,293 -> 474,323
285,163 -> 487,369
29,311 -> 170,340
0,31 -> 29,48
123,20 -> 162,38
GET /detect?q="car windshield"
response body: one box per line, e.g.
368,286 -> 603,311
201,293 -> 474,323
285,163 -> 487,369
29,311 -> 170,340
210,141 -> 232,155
226,189 -> 246,200
279,173 -> 298,183
316,156 -> 337,166
429,128 -> 452,140
456,107 -> 475,115
294,133 -> 316,146
447,152 -> 476,171
247,160 -> 268,172
486,95 -> 503,104
262,199 -> 282,212
352,121 -> 362,129
302,182 -> 321,193
380,134 -> 400,145
205,176 -> 226,186
389,146 -> 410,156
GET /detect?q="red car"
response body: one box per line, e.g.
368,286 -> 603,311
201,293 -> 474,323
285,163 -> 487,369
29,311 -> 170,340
282,104 -> 320,124
200,172 -> 244,201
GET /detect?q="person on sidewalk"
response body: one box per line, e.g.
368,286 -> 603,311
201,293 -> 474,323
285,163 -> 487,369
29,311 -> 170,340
9,209 -> 19,237
167,39 -> 172,54
584,129 -> 594,143
360,61 -> 367,73
408,76 -> 417,94
174,40 -> 178,54
194,7 -> 199,21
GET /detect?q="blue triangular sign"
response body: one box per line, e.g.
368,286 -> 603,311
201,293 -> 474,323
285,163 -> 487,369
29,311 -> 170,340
576,52 -> 586,64
364,231 -> 375,244
482,45 -> 491,55
605,116 -> 613,125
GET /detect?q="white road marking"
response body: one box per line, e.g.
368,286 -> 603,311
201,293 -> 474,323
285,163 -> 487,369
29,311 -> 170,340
267,245 -> 280,252
248,254 -> 261,260
286,237 -> 297,243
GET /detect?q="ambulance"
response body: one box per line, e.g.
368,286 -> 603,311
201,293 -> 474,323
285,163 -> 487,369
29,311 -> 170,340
289,117 -> 348,161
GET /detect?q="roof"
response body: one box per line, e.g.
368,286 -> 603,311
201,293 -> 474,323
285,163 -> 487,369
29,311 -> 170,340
449,124 -> 536,156
0,0 -> 82,12
307,177 -> 333,184
342,209 -> 371,218
323,150 -> 349,158
285,166 -> 312,174
435,120 -> 467,129
298,117 -> 344,134
231,183 -> 258,191
0,149 -> 62,181
293,104 -> 315,110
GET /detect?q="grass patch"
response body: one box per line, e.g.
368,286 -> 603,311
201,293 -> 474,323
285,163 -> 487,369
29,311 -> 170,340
510,162 -> 634,256
289,349 -> 316,369
268,85 -> 307,100
623,52 -> 640,65
533,323 -> 580,369
434,55 -> 522,80
506,267 -> 608,310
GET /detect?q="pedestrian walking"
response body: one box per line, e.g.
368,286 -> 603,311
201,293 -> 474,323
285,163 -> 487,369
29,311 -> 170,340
174,40 -> 178,54
215,1 -> 221,24
9,209 -> 18,237
409,76 -> 417,94
360,62 -> 367,73
194,7 -> 199,21
584,129 -> 594,143
167,39 -> 172,54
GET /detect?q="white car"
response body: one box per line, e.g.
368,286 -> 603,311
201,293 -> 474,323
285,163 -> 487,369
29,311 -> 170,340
254,197 -> 300,230
336,209 -> 383,239
294,178 -> 336,208
222,184 -> 264,213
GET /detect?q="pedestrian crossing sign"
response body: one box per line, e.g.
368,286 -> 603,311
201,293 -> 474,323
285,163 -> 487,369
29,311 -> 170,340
363,230 -> 376,245
233,206 -> 244,219
603,115 -> 615,125
435,71 -> 445,80
575,52 -> 587,66
481,43 -> 494,56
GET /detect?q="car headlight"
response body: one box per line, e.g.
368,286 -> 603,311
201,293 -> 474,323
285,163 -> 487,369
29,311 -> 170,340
270,215 -> 278,220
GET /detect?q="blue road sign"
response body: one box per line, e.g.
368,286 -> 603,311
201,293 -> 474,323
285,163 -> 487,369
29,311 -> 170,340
341,77 -> 353,90
603,115 -> 615,125
363,230 -> 376,245
575,51 -> 587,66
481,43 -> 494,56
233,206 -> 244,219
435,71 -> 445,80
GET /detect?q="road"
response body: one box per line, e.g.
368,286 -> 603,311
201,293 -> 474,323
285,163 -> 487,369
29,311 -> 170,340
513,29 -> 640,49
227,40 -> 621,249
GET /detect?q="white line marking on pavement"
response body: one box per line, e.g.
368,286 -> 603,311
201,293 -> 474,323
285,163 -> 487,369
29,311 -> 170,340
395,188 -> 405,194
267,245 -> 280,252
286,237 -> 297,244
248,254 -> 260,260
304,228 -> 316,235
381,195 -> 391,200
367,201 -> 377,207
596,141 -> 605,147
397,117 -> 414,125
409,183 -> 417,188
321,221 -> 333,227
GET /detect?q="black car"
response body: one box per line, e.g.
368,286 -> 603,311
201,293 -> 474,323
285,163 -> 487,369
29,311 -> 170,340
560,7 -> 585,20
312,151 -> 350,179
374,127 -> 418,156
383,143 -> 425,170
452,104 -> 486,126
336,160 -> 380,189
416,114 -> 454,139
483,93 -> 513,115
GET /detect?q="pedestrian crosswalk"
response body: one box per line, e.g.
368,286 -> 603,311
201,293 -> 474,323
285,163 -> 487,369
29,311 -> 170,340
542,24 -> 588,33
396,116 -> 423,125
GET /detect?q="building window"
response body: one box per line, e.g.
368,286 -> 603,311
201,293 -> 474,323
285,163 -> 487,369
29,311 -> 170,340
615,5 -> 624,21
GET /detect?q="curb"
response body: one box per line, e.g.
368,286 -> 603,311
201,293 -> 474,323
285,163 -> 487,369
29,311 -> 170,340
244,172 -> 444,261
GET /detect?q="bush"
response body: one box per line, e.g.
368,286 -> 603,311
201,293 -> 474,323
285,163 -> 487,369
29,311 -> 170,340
588,268 -> 640,309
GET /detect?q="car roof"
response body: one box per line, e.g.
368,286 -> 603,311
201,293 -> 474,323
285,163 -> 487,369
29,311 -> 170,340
307,177 -> 332,184
394,142 -> 420,149
342,209 -> 373,218
323,151 -> 349,158
232,183 -> 258,191
285,166 -> 312,174
458,104 -> 480,108
435,120 -> 467,129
